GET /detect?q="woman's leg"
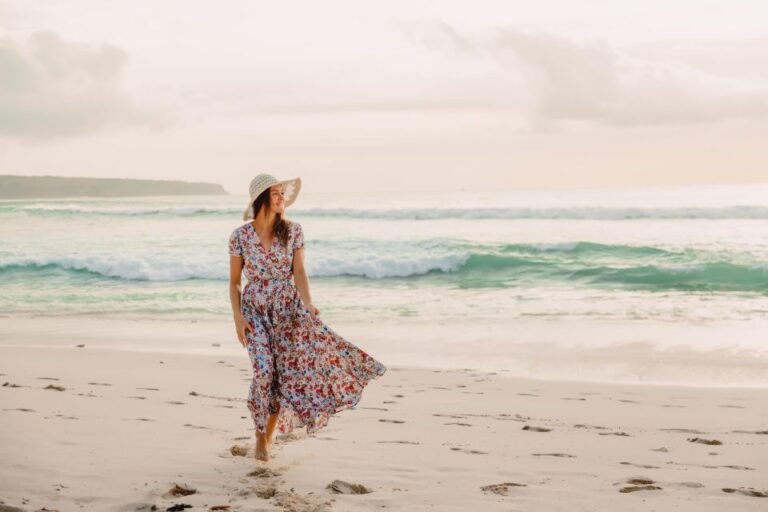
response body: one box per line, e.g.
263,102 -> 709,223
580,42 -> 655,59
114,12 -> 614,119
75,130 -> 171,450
245,329 -> 274,461
265,402 -> 280,445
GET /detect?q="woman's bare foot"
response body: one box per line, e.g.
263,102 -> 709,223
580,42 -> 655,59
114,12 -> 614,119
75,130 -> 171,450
254,434 -> 270,461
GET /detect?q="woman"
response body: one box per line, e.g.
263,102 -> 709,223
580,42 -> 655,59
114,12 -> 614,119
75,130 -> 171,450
228,173 -> 387,461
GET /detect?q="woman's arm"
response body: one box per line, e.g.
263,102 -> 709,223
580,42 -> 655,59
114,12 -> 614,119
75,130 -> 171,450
292,247 -> 317,313
229,255 -> 250,346
229,255 -> 244,316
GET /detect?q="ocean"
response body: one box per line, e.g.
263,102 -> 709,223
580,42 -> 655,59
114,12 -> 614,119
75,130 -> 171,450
2,183 -> 767,386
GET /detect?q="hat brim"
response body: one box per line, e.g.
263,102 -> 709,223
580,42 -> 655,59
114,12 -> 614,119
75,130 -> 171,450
242,177 -> 302,220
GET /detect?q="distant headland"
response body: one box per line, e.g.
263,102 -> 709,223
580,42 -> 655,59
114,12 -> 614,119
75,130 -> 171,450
0,175 -> 228,199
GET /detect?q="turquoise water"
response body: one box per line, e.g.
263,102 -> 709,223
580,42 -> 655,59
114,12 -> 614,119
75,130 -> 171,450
1,183 -> 767,327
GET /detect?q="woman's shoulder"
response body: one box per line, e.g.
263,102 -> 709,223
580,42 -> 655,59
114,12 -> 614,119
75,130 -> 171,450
229,223 -> 250,242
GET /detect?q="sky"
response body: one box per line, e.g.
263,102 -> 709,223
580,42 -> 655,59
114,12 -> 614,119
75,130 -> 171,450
0,0 -> 766,194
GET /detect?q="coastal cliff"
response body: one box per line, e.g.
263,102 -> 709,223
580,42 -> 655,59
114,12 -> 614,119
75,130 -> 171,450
0,175 -> 228,198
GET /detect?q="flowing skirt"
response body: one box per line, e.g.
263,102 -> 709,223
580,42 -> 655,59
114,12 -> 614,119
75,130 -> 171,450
243,279 -> 387,436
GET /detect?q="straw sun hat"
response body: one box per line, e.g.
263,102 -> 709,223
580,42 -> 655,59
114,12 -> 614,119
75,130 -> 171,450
242,174 -> 302,221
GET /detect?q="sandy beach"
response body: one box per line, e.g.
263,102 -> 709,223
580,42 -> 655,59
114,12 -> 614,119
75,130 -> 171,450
1,317 -> 766,511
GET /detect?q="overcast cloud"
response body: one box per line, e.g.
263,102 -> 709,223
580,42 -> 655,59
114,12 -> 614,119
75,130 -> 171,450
0,0 -> 766,192
0,30 -> 166,139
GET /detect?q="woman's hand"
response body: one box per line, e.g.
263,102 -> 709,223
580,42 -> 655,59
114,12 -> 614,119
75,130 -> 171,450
234,314 -> 253,348
306,302 -> 320,317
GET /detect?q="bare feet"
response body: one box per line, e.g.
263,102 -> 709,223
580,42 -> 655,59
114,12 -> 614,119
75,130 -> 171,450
255,434 -> 271,461
254,446 -> 269,461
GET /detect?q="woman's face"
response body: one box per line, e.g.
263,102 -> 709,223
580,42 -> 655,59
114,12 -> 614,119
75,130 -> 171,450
268,184 -> 286,214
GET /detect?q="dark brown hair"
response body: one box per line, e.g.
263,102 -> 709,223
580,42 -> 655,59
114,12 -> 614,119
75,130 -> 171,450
250,186 -> 292,248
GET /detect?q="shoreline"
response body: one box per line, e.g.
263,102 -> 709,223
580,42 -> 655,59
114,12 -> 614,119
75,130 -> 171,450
1,314 -> 767,389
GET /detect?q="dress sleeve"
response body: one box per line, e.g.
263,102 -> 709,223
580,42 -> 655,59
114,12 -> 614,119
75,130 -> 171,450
292,222 -> 305,251
228,228 -> 244,257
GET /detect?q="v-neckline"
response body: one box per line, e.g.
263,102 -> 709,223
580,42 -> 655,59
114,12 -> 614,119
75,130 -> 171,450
248,222 -> 274,253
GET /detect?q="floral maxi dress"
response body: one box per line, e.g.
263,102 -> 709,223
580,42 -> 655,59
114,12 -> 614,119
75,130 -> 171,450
229,221 -> 387,436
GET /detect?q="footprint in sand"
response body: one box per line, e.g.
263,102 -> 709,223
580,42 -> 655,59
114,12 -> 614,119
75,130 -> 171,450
2,382 -> 23,388
450,447 -> 488,455
43,384 -> 66,391
273,489 -> 332,511
480,482 -> 527,496
248,467 -> 283,478
3,407 -> 35,412
533,453 -> 576,458
327,479 -> 372,494
574,424 -> 609,430
722,487 -> 768,497
275,431 -> 307,444
37,377 -> 60,381
379,419 -> 405,424
620,461 -> 660,469
165,401 -> 186,405
444,422 -> 472,427
44,414 -> 79,420
666,461 -> 755,471
162,483 -> 197,499
687,437 -> 722,445
136,386 -> 159,391
522,425 -> 551,432
230,444 -> 248,456
659,428 -> 704,434
517,393 -> 539,397
619,477 -> 662,493
599,431 -> 630,437
677,481 -> 705,488
377,440 -> 420,445
495,413 -> 527,422
88,382 -> 112,386
561,397 -> 586,401
127,396 -> 147,400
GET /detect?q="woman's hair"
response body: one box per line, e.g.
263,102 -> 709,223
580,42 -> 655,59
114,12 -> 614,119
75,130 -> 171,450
250,187 -> 291,248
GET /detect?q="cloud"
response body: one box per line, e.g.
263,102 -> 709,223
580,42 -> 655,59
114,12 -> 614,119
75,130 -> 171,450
401,23 -> 768,128
0,31 -> 168,139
